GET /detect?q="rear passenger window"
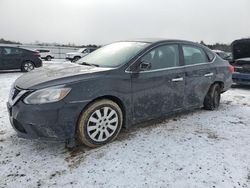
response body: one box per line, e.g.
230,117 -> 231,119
2,48 -> 22,55
182,45 -> 208,65
141,44 -> 180,70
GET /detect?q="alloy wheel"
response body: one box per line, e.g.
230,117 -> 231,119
86,107 -> 119,142
23,62 -> 34,72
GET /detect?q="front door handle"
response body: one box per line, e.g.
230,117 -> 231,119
204,73 -> 214,77
172,77 -> 184,82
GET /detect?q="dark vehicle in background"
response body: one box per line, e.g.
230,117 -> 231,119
66,47 -> 97,62
7,39 -> 233,148
212,50 -> 232,62
35,49 -> 54,61
0,46 -> 42,72
231,38 -> 250,85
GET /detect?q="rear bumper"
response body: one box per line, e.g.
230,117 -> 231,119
232,72 -> 250,85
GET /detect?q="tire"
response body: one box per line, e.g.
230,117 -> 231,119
72,56 -> 81,62
77,99 -> 123,148
204,84 -> 221,110
21,61 -> 35,72
46,56 -> 52,61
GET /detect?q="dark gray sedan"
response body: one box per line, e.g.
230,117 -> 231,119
0,46 -> 42,72
7,39 -> 233,147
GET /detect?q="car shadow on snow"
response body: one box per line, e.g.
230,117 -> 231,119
0,70 -> 21,74
9,105 -> 228,170
62,108 -> 215,169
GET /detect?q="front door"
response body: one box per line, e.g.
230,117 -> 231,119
130,44 -> 185,122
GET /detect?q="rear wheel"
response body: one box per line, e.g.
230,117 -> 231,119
21,61 -> 34,72
204,84 -> 221,110
46,56 -> 52,61
77,99 -> 123,148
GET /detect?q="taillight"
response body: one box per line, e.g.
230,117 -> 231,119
34,52 -> 40,57
229,65 -> 234,73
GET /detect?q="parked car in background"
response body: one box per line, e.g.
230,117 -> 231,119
7,39 -> 233,147
212,50 -> 232,62
231,38 -> 250,85
0,46 -> 42,72
35,49 -> 54,61
66,47 -> 97,62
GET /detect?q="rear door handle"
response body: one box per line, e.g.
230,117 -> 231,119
204,73 -> 214,77
172,77 -> 184,82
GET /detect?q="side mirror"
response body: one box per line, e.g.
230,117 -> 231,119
139,61 -> 151,71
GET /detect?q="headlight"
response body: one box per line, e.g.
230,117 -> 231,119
24,87 -> 71,104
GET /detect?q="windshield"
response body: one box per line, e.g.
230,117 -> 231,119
77,48 -> 86,53
76,42 -> 149,68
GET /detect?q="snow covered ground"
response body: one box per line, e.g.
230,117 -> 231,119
0,62 -> 250,188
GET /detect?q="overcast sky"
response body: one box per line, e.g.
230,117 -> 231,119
0,0 -> 249,45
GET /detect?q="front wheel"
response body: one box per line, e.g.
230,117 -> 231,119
204,84 -> 221,110
72,56 -> 80,62
21,61 -> 35,72
77,99 -> 123,148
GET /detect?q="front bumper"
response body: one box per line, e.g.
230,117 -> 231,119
7,99 -> 88,142
232,72 -> 250,85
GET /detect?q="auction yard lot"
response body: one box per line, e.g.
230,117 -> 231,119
0,62 -> 250,188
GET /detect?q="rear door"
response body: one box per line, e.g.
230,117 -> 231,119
130,43 -> 186,122
182,44 -> 216,108
1,47 -> 22,70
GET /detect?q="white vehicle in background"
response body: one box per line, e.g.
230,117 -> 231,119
35,49 -> 54,61
66,47 -> 97,62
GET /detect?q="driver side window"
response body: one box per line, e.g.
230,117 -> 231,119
140,44 -> 180,71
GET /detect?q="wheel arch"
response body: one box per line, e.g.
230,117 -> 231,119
21,59 -> 34,65
74,56 -> 81,59
212,81 -> 224,91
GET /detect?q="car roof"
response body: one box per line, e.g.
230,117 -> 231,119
122,38 -> 198,44
0,46 -> 19,48
0,46 -> 36,52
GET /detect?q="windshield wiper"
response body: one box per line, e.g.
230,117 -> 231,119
81,62 -> 99,67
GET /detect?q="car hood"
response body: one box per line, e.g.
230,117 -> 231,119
15,62 -> 113,90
